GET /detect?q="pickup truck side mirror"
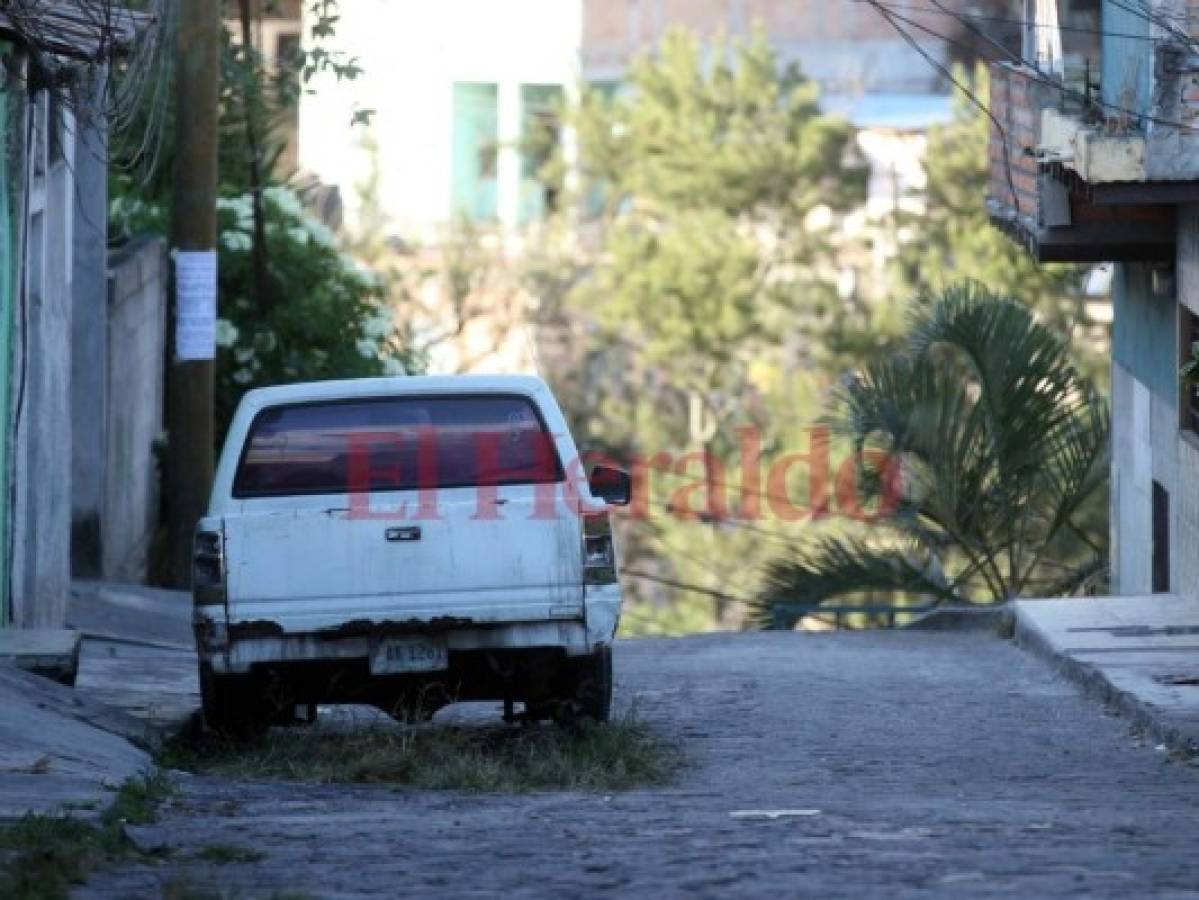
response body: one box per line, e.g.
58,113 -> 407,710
588,465 -> 631,506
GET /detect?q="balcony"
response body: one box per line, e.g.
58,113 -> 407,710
986,61 -> 1176,263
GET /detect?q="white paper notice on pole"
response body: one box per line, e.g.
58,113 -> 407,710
174,250 -> 218,361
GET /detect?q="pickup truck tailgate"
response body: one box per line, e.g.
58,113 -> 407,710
220,391 -> 585,633
224,486 -> 583,631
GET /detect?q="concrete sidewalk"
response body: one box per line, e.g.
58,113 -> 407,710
1014,594 -> 1199,754
68,581 -> 199,731
0,664 -> 154,819
0,582 -> 198,820
69,580 -> 193,650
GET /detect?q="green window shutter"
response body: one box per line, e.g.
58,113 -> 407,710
451,82 -> 498,222
518,84 -> 564,225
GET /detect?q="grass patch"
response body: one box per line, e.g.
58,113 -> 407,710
160,717 -> 681,792
0,771 -> 174,900
194,843 -> 266,865
103,768 -> 175,827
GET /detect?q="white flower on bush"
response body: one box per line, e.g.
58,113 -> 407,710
362,307 -> 394,339
215,318 -> 239,348
109,196 -> 145,222
340,254 -> 384,290
288,226 -> 311,245
216,196 -> 254,232
232,368 -> 254,385
253,330 -> 278,353
356,338 -> 379,359
221,230 -> 252,252
263,186 -> 303,218
307,219 -> 337,248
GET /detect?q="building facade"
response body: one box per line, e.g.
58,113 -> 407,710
298,0 -> 1039,240
0,7 -> 149,629
298,0 -> 583,238
986,0 -> 1199,597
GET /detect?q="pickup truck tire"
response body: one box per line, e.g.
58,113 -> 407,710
198,664 -> 268,738
569,645 -> 613,723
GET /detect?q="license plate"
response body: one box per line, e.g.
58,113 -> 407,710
370,637 -> 448,674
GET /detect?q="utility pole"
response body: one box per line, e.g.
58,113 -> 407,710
165,0 -> 221,586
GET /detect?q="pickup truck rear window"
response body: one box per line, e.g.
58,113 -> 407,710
233,394 -> 564,498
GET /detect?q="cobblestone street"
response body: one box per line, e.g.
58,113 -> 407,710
83,631 -> 1199,898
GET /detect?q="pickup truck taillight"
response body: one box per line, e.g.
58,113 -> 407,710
193,530 -> 226,605
583,512 -> 617,585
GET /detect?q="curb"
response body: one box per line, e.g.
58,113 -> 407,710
904,603 -> 1013,633
1013,608 -> 1199,756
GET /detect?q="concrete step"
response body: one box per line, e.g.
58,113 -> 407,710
75,638 -> 198,732
69,580 -> 192,650
0,628 -> 80,683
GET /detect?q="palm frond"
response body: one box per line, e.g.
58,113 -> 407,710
752,536 -> 965,628
908,282 -> 1090,487
1025,554 -> 1108,598
754,283 -> 1110,626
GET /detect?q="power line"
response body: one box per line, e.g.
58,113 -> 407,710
856,0 -> 1026,215
639,457 -> 842,521
859,0 -> 1199,134
1106,0 -> 1195,52
857,0 -> 1164,44
620,569 -> 754,607
627,517 -> 743,577
630,496 -> 815,544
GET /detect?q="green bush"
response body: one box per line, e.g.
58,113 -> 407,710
110,182 -> 417,442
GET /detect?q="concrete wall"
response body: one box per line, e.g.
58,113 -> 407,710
70,71 -> 108,579
1110,206 -> 1199,600
1173,204 -> 1199,600
101,238 -> 166,582
10,91 -> 75,628
1110,263 -> 1174,595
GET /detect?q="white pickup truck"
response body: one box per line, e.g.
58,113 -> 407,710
192,375 -> 629,733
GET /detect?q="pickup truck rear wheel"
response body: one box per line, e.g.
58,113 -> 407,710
198,664 -> 268,738
568,645 -> 613,723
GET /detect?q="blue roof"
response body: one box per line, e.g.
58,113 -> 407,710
820,93 -> 954,130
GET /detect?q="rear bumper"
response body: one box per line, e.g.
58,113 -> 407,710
196,585 -> 622,676
203,619 -> 590,675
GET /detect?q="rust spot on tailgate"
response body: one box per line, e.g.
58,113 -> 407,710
318,617 -> 477,637
228,616 -> 477,640
228,619 -> 286,639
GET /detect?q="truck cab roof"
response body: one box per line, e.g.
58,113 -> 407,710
237,374 -> 553,411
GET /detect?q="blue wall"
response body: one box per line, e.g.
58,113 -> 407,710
1113,263 -> 1177,405
1101,0 -> 1151,123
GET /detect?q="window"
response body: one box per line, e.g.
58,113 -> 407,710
519,84 -> 563,223
275,32 -> 301,69
1182,305 -> 1199,432
233,394 -> 563,498
451,83 -> 499,221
